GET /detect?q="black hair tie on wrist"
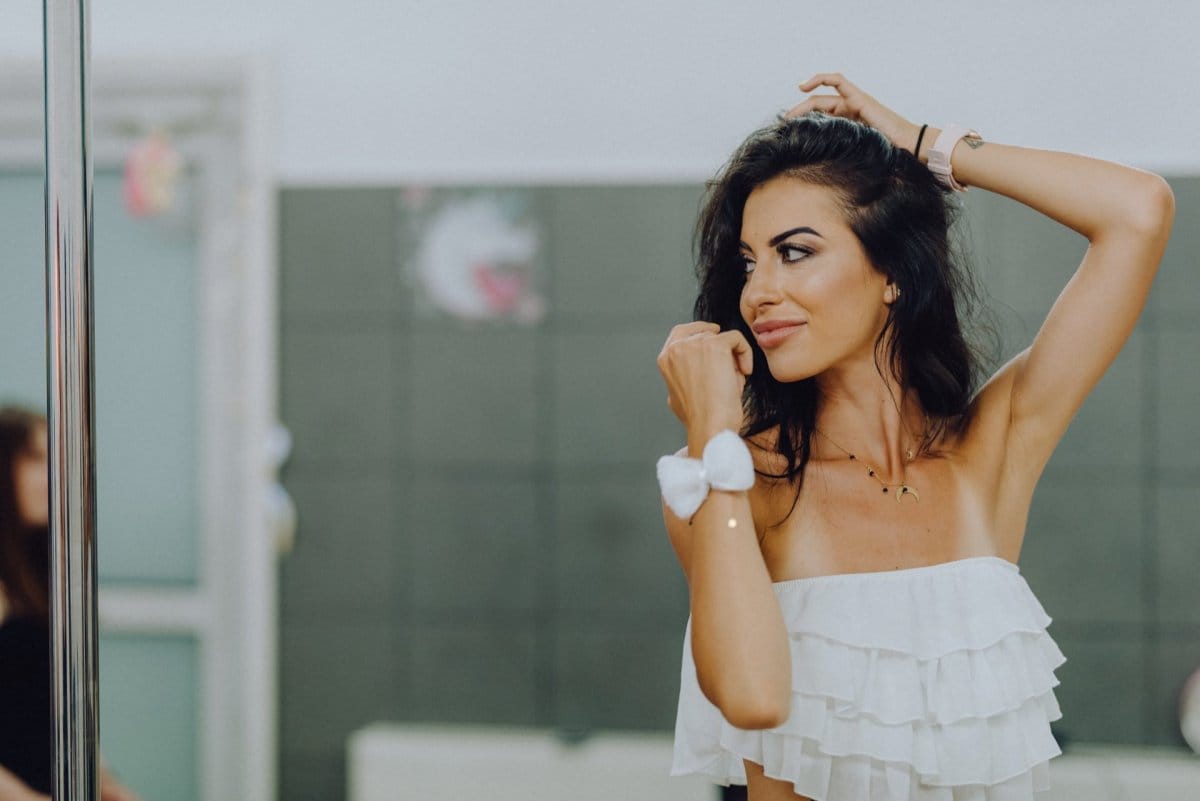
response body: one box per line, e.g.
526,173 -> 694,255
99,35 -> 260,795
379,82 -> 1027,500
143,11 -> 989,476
914,123 -> 929,160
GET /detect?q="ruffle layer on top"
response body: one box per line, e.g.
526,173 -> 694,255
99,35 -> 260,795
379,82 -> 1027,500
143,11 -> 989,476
671,556 -> 1067,801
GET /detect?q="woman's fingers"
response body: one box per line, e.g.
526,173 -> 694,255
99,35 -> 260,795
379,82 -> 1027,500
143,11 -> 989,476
680,321 -> 721,334
792,72 -> 867,118
791,72 -> 913,152
722,330 -> 755,376
799,72 -> 854,94
658,324 -> 752,428
660,324 -> 751,375
736,336 -> 754,377
784,94 -> 845,119
664,320 -> 719,346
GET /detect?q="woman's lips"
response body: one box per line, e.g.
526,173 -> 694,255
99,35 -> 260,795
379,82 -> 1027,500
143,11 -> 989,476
755,322 -> 806,348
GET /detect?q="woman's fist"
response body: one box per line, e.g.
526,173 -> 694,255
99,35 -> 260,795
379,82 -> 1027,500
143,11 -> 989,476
657,321 -> 753,433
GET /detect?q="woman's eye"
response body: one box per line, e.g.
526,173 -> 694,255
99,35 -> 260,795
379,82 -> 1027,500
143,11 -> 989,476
780,244 -> 813,263
741,257 -> 755,277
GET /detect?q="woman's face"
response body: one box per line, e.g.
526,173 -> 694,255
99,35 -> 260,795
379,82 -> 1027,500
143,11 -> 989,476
738,175 -> 895,382
13,424 -> 49,527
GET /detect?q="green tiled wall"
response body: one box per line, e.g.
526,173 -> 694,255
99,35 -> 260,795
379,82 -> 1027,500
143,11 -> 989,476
278,179 -> 1200,801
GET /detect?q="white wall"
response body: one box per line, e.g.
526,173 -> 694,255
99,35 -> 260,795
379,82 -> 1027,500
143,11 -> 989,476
5,0 -> 1197,185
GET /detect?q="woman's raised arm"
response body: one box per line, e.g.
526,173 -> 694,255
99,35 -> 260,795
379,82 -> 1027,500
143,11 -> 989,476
918,121 -> 1173,473
787,73 -> 1175,476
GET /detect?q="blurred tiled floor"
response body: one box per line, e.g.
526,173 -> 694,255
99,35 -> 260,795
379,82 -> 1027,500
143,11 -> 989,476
351,725 -> 1200,801
1041,744 -> 1200,801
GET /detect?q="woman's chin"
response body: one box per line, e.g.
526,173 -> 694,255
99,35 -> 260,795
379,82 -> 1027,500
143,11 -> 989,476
765,358 -> 818,383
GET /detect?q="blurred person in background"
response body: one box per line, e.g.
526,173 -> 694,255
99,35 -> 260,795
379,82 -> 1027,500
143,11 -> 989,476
0,406 -> 141,801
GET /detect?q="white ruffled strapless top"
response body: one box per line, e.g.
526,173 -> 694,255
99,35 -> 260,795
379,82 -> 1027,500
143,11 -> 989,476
671,555 -> 1067,801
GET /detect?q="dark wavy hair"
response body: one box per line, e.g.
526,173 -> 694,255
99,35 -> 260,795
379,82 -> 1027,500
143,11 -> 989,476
0,406 -> 49,621
693,112 -> 1000,529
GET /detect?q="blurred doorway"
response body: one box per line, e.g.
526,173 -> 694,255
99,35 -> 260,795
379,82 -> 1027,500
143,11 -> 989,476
0,59 -> 280,801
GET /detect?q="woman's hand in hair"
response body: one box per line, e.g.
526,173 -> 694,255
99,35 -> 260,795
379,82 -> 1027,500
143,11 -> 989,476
784,73 -> 923,158
657,321 -> 752,441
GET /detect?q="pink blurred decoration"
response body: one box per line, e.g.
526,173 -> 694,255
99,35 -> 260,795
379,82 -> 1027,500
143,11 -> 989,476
123,131 -> 183,217
401,186 -> 433,211
472,262 -> 526,314
409,194 -> 545,324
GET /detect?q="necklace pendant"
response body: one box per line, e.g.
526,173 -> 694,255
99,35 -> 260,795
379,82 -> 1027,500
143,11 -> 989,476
896,485 -> 920,503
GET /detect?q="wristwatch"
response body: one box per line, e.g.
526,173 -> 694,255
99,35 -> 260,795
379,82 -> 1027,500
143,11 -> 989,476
926,124 -> 981,192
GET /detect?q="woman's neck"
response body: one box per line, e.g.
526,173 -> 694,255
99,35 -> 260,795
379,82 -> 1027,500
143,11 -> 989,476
812,376 -> 927,477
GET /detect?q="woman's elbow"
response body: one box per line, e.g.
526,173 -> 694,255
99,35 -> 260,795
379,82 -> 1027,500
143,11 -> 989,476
725,700 -> 790,730
700,677 -> 791,730
1129,175 -> 1176,236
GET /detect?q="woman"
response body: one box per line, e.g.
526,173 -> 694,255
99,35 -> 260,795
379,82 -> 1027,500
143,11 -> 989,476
656,74 -> 1174,800
0,406 -> 141,801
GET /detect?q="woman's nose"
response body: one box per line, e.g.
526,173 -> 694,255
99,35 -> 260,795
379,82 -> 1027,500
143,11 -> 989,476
742,261 -> 782,306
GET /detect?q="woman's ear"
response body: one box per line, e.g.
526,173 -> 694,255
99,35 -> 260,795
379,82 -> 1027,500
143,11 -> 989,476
885,283 -> 901,304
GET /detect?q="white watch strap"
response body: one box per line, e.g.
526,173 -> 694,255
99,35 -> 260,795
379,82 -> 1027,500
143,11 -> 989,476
927,124 -> 976,192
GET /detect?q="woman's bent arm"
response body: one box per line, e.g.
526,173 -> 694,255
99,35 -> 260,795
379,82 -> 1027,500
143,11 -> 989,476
662,423 -> 792,730
918,127 -> 1172,241
920,128 -> 1174,473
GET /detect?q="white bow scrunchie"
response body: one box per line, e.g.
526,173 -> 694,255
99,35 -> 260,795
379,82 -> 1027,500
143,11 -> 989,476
656,429 -> 755,519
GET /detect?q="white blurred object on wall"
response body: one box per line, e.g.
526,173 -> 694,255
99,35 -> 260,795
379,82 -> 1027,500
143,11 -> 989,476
403,191 -> 545,325
1180,664 -> 1200,754
265,422 -> 295,555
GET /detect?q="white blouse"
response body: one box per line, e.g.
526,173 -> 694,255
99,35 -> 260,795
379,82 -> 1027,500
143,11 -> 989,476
671,556 -> 1066,801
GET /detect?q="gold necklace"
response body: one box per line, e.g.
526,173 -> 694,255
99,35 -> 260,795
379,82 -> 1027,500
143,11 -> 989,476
814,409 -> 930,503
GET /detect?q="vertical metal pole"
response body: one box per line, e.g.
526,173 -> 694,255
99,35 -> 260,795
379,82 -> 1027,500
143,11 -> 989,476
43,0 -> 98,799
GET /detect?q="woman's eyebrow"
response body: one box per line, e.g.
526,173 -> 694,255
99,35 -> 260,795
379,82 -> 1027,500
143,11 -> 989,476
768,226 -> 823,246
739,226 -> 824,251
